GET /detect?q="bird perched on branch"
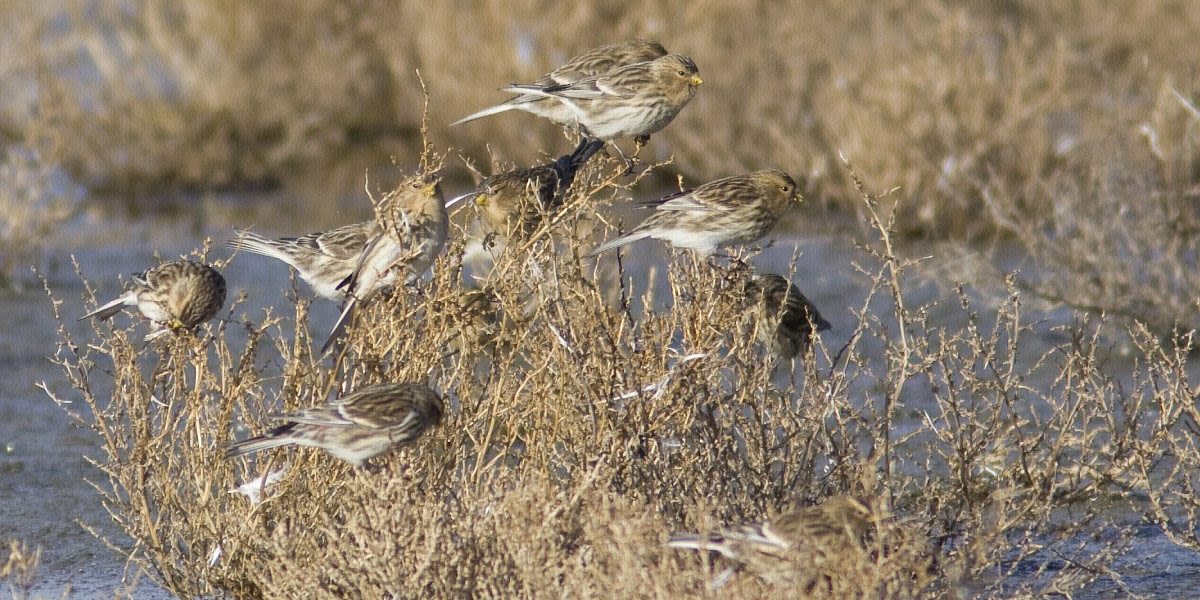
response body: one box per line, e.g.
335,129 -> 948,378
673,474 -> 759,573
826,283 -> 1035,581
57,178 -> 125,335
742,273 -> 830,358
228,223 -> 375,301
589,169 -> 802,257
225,382 -> 444,467
80,259 -> 226,340
446,138 -> 604,241
453,41 -> 700,171
322,174 -> 448,353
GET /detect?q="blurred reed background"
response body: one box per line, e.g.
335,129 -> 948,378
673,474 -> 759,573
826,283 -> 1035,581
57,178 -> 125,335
2,0 -> 1198,331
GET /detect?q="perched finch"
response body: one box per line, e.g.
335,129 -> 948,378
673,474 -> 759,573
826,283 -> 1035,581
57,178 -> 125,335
80,259 -> 226,340
446,138 -> 604,240
668,496 -> 872,587
454,47 -> 701,169
225,382 -> 444,467
452,40 -> 669,127
589,169 -> 802,256
742,273 -> 830,358
228,223 -> 375,301
322,174 -> 448,353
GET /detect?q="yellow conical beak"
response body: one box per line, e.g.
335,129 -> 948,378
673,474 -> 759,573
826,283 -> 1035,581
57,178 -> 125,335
690,75 -> 704,86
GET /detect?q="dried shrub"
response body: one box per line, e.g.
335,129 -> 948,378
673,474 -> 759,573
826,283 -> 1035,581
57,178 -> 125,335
2,540 -> 41,600
42,157 -> 1200,598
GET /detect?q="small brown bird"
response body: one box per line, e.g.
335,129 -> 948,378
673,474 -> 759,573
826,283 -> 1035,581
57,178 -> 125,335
452,40 -> 668,127
455,48 -> 701,169
80,259 -> 226,340
228,223 -> 375,301
589,169 -> 802,257
447,138 -> 604,240
668,496 -> 872,587
225,382 -> 444,467
742,273 -> 830,358
323,174 -> 448,353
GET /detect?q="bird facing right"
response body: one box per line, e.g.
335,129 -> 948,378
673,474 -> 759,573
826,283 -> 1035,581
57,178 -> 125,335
323,173 -> 448,353
80,259 -> 227,340
451,40 -> 670,129
453,43 -> 701,170
742,273 -> 831,358
228,222 -> 375,301
225,382 -> 444,467
589,169 -> 803,257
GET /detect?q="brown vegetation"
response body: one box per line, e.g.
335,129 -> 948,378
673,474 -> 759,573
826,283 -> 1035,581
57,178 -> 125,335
41,152 -> 1200,597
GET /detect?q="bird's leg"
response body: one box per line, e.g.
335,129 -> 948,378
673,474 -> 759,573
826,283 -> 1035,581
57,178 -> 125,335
610,143 -> 640,176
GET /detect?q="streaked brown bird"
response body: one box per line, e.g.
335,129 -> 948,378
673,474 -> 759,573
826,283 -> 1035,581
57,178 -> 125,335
447,138 -> 604,240
323,174 -> 448,353
225,382 -> 444,467
228,223 -> 375,301
589,169 -> 802,257
454,47 -> 700,169
742,273 -> 830,358
80,259 -> 226,340
668,496 -> 872,587
452,40 -> 668,127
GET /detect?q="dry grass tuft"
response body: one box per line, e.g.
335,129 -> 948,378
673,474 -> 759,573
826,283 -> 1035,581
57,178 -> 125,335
41,150 -> 1200,597
2,540 -> 42,600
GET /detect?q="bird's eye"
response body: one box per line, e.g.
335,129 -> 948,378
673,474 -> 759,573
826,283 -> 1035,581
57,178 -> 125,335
677,69 -> 687,76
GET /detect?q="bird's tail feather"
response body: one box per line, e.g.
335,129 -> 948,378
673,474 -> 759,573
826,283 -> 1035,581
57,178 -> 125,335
79,293 -> 134,322
225,429 -> 295,459
451,102 -> 520,127
227,229 -> 293,263
666,533 -> 738,559
586,230 -> 653,257
321,297 -> 357,354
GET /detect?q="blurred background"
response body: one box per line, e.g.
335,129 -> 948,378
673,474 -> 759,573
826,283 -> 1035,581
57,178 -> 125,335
2,1 -> 1200,595
2,0 -> 1199,330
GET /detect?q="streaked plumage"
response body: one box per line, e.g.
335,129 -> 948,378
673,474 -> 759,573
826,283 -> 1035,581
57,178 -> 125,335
228,223 -> 375,300
225,382 -> 444,467
454,50 -> 700,168
668,496 -> 872,587
452,40 -> 669,127
323,174 -> 448,353
450,138 -> 603,240
589,169 -> 802,256
80,259 -> 226,339
743,273 -> 830,358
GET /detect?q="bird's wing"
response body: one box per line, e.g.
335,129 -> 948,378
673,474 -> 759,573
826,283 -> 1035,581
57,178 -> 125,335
277,404 -> 351,426
339,393 -> 420,429
315,223 -> 369,261
645,189 -> 734,214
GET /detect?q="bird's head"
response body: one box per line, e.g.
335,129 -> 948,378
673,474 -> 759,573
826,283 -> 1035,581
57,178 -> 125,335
653,54 -> 703,93
755,169 -> 803,207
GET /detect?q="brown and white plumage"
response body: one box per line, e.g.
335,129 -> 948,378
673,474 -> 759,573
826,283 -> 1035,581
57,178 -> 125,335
589,169 -> 803,257
228,223 -> 375,300
322,174 -> 448,353
668,496 -> 872,587
496,53 -> 701,141
451,40 -> 669,127
225,382 -> 444,467
447,138 -> 603,240
80,259 -> 226,340
743,273 -> 831,358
